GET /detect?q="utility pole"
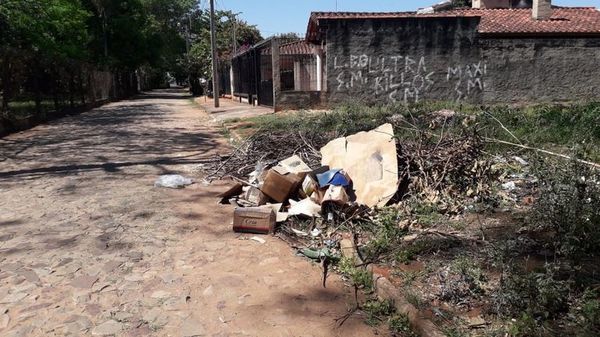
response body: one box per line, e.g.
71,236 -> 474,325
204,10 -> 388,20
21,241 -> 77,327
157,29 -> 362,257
209,0 -> 219,107
232,16 -> 237,55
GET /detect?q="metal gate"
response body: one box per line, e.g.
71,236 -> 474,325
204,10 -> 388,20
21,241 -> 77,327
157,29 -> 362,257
232,39 -> 275,107
258,49 -> 273,107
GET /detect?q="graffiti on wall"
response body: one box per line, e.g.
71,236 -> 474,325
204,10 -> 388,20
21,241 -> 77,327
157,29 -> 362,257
446,61 -> 488,102
333,55 -> 487,103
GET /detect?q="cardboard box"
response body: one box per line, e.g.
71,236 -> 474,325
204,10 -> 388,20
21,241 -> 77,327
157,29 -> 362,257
244,187 -> 270,206
260,169 -> 303,203
233,207 -> 275,234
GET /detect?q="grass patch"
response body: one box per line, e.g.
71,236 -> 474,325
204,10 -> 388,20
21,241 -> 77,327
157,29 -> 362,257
241,101 -> 600,161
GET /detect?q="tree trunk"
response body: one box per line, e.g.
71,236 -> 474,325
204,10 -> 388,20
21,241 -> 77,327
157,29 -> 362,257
1,58 -> 11,113
69,72 -> 75,108
79,69 -> 86,105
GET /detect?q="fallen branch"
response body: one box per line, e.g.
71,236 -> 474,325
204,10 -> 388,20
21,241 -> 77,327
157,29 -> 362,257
484,137 -> 600,169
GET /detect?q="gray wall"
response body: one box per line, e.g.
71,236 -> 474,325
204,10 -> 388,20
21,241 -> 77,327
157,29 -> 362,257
325,17 -> 600,105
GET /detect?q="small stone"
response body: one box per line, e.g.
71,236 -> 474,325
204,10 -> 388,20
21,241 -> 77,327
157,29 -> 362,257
202,285 -> 213,297
72,290 -> 91,305
113,311 -> 133,322
150,290 -> 170,299
0,292 -> 28,304
181,317 -> 205,337
18,312 -> 35,322
102,261 -> 122,273
124,274 -> 144,282
159,273 -> 178,284
18,269 -> 40,284
91,320 -> 123,336
142,308 -> 161,324
71,275 -> 99,289
0,313 -> 10,329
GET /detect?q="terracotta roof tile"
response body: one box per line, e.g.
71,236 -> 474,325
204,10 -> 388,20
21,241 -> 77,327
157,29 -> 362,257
260,40 -> 315,56
307,7 -> 600,40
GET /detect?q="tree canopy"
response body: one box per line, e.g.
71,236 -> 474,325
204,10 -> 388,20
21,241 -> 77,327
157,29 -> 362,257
0,0 -> 262,112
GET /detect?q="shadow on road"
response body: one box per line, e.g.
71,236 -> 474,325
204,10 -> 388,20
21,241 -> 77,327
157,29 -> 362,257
0,89 -> 219,180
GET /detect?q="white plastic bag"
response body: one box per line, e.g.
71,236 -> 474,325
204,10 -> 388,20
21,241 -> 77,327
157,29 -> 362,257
154,175 -> 194,189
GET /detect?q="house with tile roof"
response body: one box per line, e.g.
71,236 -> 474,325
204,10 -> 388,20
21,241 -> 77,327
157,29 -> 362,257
231,0 -> 600,110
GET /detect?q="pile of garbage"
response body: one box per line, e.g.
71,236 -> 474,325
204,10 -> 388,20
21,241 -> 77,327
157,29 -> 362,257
208,121 -> 495,276
216,124 -> 399,234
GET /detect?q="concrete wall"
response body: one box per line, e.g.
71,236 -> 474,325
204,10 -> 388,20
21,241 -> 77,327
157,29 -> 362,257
481,37 -> 600,102
278,91 -> 326,110
325,17 -> 600,105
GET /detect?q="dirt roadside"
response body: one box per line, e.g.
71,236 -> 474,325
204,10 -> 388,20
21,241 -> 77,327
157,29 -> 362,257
0,89 -> 380,337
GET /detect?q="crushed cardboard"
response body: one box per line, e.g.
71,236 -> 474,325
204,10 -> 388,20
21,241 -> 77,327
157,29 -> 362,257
288,198 -> 322,218
321,123 -> 398,208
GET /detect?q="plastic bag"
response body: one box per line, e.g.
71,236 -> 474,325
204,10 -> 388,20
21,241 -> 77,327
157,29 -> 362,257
154,175 -> 194,189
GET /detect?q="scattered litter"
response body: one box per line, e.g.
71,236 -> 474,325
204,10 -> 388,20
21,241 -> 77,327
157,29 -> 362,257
502,181 -> 517,191
291,228 -> 309,236
250,236 -> 266,244
433,109 -> 457,118
276,212 -> 289,223
154,175 -> 194,189
321,185 -> 350,205
310,228 -> 322,237
218,183 -> 244,202
316,169 -> 351,188
273,155 -> 312,177
513,156 -> 529,166
299,248 -> 339,261
288,198 -> 322,218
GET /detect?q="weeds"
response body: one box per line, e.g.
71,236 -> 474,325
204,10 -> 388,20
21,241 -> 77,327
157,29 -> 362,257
338,257 -> 373,292
530,158 -> 600,261
389,313 -> 418,337
404,289 -> 426,309
360,207 -> 408,263
363,299 -> 396,326
492,264 -> 570,320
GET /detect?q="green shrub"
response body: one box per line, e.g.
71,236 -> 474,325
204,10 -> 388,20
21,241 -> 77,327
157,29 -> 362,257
493,265 -> 570,319
530,159 -> 600,261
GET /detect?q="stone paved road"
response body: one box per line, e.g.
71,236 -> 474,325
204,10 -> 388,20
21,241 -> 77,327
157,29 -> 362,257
0,90 -> 380,337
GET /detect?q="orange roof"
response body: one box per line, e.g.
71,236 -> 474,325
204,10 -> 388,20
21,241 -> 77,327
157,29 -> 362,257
307,7 -> 600,41
260,40 -> 315,56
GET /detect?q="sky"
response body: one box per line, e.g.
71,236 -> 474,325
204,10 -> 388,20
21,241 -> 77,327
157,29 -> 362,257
209,0 -> 600,38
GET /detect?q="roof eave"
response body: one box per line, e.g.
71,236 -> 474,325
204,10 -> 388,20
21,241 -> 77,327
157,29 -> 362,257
480,31 -> 600,38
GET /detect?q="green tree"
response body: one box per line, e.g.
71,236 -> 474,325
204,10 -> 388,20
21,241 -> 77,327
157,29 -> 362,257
0,0 -> 89,113
181,9 -> 261,95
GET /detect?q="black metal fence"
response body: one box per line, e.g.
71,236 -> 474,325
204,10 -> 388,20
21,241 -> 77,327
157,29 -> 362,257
218,62 -> 232,96
231,39 -> 274,107
231,38 -> 323,108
